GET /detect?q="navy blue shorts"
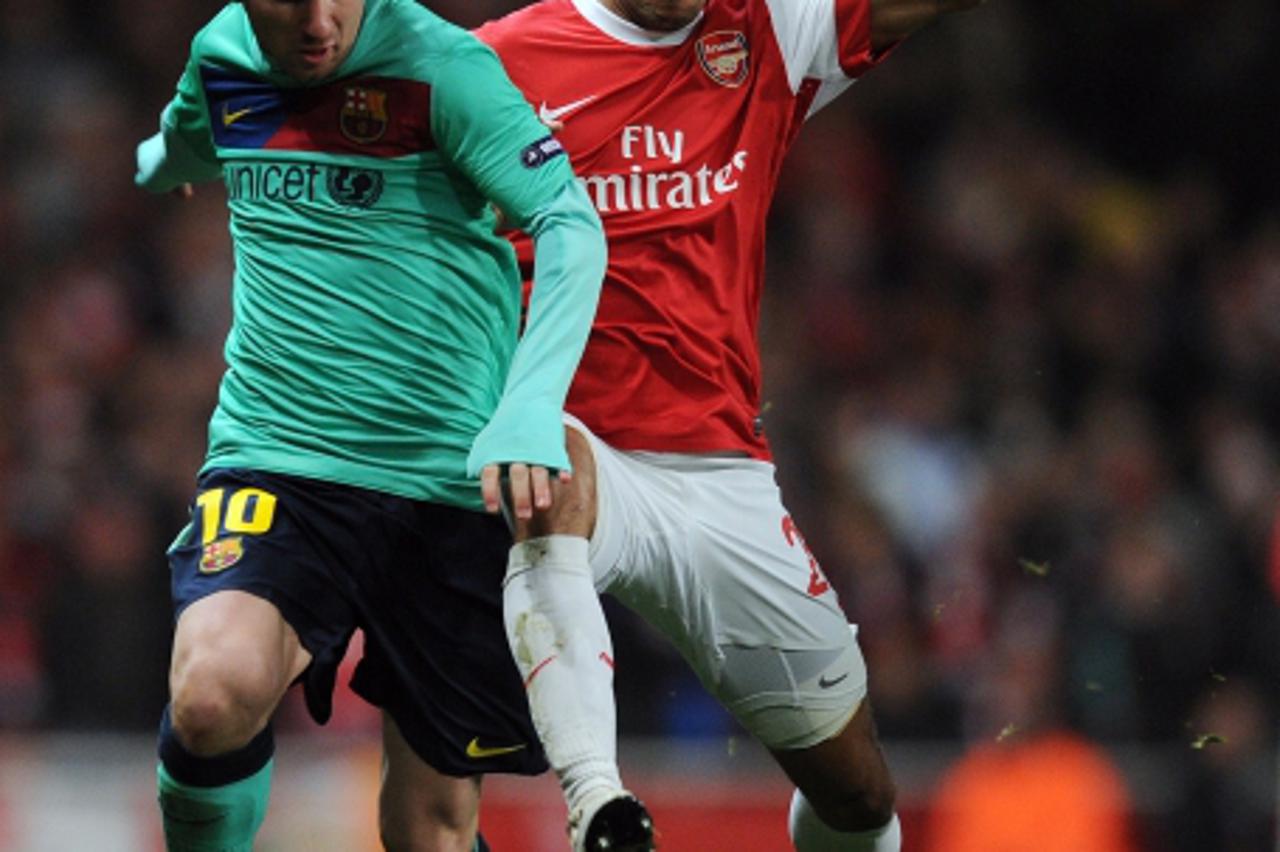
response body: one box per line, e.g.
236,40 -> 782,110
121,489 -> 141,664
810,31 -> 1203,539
167,468 -> 547,777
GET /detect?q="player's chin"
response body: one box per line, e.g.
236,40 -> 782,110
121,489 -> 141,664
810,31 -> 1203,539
283,63 -> 325,83
658,0 -> 704,28
650,10 -> 701,31
287,52 -> 340,82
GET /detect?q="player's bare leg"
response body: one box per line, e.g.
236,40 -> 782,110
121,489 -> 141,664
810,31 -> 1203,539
380,713 -> 488,852
168,591 -> 310,753
774,700 -> 901,851
159,590 -> 312,851
503,426 -> 654,851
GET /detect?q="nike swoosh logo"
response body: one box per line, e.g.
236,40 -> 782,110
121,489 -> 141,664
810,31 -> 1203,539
222,103 -> 256,127
818,672 -> 849,689
537,94 -> 598,125
465,737 -> 527,759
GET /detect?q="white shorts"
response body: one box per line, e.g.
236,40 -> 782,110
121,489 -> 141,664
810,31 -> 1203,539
568,415 -> 867,750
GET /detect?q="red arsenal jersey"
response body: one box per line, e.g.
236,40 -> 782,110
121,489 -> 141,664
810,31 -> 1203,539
478,0 -> 884,458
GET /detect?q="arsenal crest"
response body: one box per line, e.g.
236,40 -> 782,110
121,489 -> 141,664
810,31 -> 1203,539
697,31 -> 749,88
340,86 -> 389,144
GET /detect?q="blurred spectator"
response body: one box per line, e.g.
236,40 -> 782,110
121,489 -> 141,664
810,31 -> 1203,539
0,490 -> 51,727
925,730 -> 1138,852
1172,678 -> 1277,851
923,590 -> 1138,852
38,483 -> 170,728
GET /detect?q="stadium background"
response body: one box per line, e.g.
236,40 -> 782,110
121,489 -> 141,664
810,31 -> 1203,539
1,0 -> 1277,848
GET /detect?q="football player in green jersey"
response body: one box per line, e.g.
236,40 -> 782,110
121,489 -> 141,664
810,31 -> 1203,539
136,0 -> 604,849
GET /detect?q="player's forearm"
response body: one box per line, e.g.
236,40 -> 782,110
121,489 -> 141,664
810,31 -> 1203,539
870,0 -> 985,50
464,179 -> 605,476
512,178 -> 605,422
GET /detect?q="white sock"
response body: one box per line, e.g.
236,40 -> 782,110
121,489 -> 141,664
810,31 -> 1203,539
503,535 -> 622,819
788,790 -> 901,852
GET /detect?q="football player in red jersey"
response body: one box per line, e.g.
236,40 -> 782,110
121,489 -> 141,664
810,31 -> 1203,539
474,1 -> 986,849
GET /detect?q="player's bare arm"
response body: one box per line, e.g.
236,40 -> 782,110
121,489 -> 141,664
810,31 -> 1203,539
870,0 -> 987,50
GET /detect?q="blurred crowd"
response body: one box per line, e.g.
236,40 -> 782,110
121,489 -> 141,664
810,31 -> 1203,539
1,1 -> 1277,849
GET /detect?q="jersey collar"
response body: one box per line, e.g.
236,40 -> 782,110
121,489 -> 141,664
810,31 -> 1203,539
570,0 -> 704,47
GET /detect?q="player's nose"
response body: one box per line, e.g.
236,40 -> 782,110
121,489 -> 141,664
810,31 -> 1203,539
299,0 -> 336,40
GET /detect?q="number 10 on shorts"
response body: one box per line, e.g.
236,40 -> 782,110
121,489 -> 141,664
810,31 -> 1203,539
195,487 -> 278,544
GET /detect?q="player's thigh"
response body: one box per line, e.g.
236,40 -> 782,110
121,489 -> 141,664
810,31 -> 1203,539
564,418 -> 686,594
166,469 -> 365,728
171,589 -> 311,702
380,712 -> 482,839
602,457 -> 866,749
348,503 -> 547,779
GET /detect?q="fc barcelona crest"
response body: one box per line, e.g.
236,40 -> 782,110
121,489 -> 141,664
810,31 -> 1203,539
340,86 -> 389,144
697,31 -> 749,88
200,536 -> 244,574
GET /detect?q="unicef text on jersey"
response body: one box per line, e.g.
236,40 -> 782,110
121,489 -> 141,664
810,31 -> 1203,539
224,162 -> 385,209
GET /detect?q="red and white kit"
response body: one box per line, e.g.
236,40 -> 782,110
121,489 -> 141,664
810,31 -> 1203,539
480,0 -> 888,749
480,0 -> 885,459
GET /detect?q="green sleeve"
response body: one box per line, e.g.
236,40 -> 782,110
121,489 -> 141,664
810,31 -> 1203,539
466,179 -> 606,476
430,34 -> 603,476
136,53 -> 221,192
429,37 -> 576,226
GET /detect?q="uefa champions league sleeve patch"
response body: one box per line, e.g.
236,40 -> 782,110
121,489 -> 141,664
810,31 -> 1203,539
520,134 -> 565,168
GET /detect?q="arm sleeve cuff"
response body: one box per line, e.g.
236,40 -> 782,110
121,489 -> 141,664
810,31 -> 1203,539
135,108 -> 221,192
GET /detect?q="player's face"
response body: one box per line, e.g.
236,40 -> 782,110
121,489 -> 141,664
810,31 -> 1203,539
602,0 -> 706,32
243,0 -> 365,82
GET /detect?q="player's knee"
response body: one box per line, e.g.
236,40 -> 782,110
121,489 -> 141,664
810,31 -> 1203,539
169,652 -> 277,755
380,824 -> 473,852
377,810 -> 417,852
378,787 -> 476,852
520,426 -> 598,539
169,685 -> 247,757
560,427 -> 599,526
377,816 -> 406,852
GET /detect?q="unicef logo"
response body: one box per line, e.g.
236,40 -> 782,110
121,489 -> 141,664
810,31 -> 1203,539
327,166 -> 385,208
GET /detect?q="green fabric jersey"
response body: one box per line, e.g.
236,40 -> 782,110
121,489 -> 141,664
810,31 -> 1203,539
137,0 -> 603,509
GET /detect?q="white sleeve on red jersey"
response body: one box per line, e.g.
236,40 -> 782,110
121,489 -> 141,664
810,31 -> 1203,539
762,0 -> 880,115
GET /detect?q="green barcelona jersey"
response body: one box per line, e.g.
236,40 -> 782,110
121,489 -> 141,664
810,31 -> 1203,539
137,0 -> 583,509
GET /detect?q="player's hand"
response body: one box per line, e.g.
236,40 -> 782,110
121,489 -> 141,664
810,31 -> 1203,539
480,463 -> 572,518
172,183 -> 194,199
